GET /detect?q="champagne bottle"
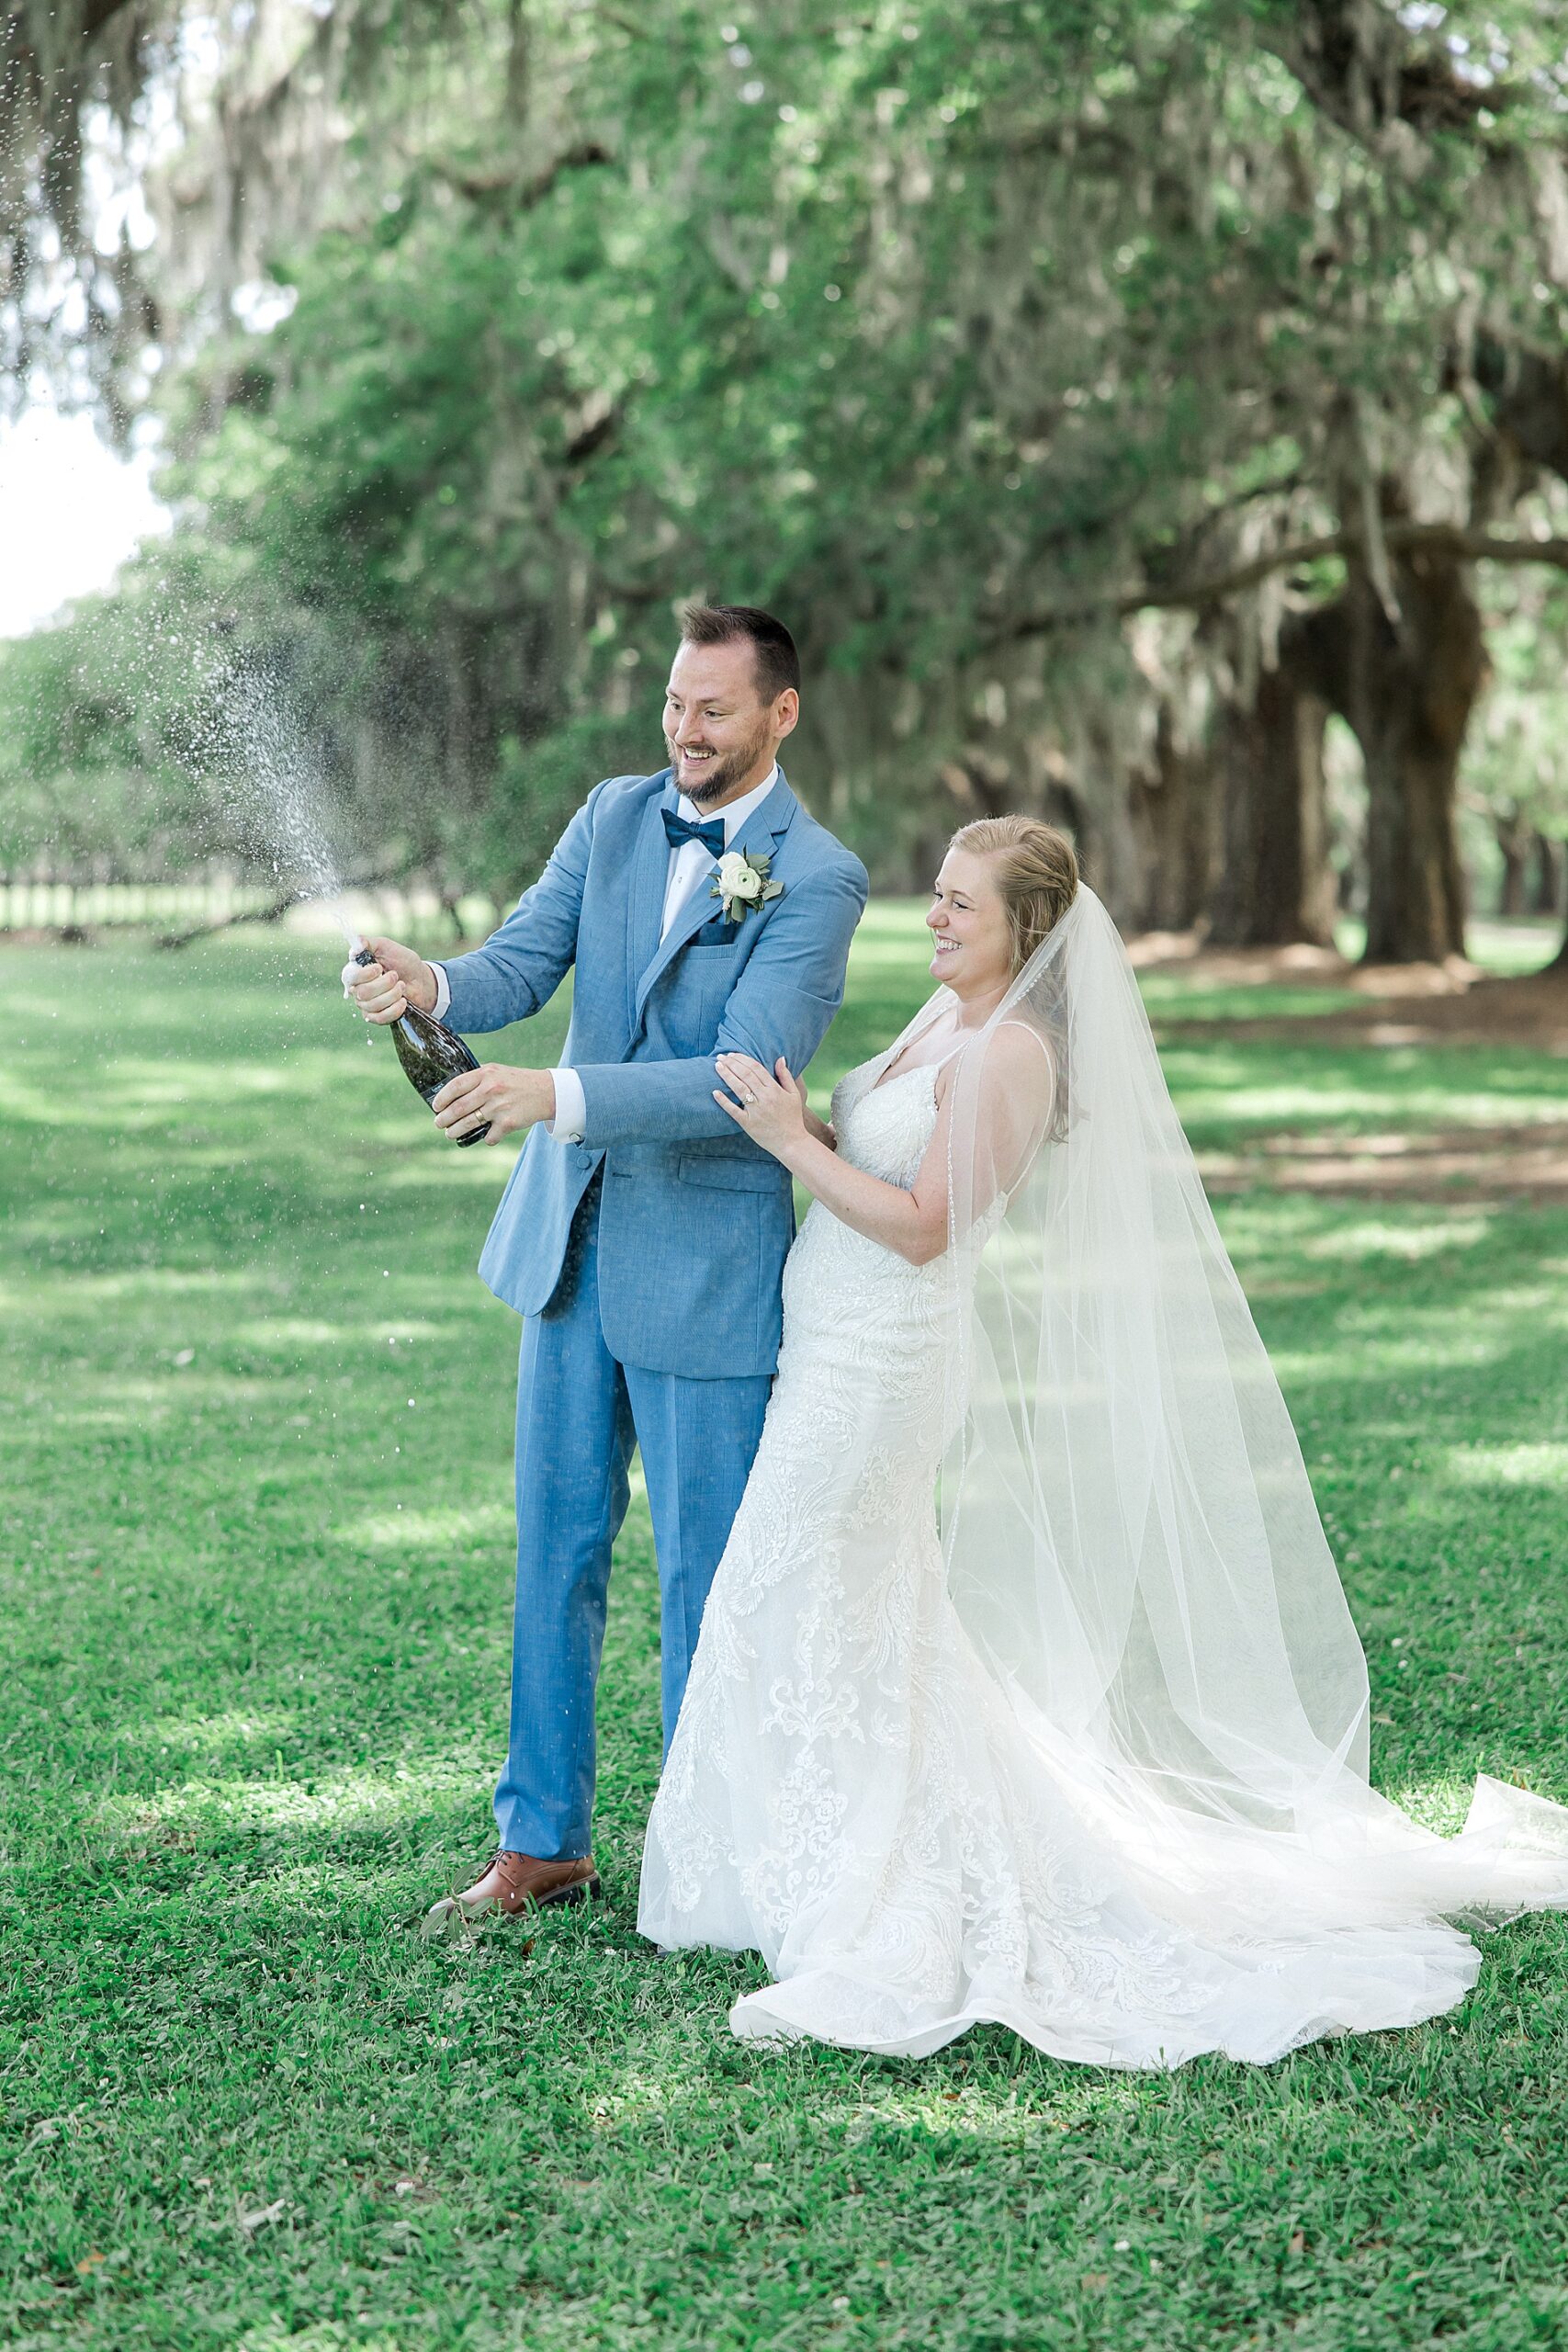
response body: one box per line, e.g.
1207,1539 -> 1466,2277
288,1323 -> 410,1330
352,944 -> 491,1147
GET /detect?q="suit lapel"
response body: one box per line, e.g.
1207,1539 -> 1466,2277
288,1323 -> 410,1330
625,775 -> 678,1026
733,769 -> 797,868
634,769 -> 798,1023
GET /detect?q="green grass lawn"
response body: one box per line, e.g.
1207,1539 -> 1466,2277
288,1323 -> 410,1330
4,905 -> 1568,2352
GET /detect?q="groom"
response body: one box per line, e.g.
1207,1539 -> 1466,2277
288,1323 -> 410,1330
347,605 -> 867,1926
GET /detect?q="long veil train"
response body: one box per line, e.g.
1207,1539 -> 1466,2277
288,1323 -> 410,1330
934,887 -> 1568,1973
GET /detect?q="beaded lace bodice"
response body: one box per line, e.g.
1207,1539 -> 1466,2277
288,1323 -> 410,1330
778,1059 -> 954,1405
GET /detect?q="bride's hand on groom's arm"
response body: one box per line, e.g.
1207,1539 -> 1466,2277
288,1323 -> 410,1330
718,1050 -> 944,1263
431,1065 -> 557,1144
714,1055 -> 824,1159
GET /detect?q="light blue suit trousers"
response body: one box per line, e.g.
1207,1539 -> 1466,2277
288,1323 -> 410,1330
495,1171 -> 773,1859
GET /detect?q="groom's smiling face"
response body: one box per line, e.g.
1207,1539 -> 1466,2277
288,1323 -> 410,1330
663,637 -> 793,808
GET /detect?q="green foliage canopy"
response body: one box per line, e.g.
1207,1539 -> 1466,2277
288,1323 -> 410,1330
7,0 -> 1568,925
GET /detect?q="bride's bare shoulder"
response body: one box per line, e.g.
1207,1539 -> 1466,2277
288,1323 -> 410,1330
959,1018 -> 1054,1080
932,1020 -> 1049,1116
995,1014 -> 1054,1054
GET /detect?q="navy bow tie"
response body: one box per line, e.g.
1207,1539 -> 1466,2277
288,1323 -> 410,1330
662,808 -> 727,858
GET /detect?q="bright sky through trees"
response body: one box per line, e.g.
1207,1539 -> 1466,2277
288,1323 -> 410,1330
0,406 -> 168,639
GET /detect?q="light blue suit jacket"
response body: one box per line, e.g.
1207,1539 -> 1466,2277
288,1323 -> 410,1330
440,766 -> 868,1378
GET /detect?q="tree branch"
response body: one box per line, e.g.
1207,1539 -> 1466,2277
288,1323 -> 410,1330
152,867 -> 408,950
432,141 -> 612,209
1254,0 -> 1520,148
152,888 -> 303,950
999,523 -> 1568,642
81,0 -> 144,40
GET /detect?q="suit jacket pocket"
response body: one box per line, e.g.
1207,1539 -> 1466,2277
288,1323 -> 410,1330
690,916 -> 741,947
677,1152 -> 786,1192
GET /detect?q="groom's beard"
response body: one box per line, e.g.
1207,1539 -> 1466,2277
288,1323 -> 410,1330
666,717 -> 774,807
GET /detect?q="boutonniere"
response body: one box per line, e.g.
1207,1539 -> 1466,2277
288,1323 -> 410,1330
712,847 -> 784,922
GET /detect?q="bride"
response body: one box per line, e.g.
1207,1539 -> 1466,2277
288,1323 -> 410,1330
637,815 -> 1568,2066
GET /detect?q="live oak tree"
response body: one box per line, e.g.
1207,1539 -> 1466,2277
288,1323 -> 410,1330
7,0 -> 1568,958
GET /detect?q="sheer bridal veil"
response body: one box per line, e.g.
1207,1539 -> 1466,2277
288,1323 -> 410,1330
909,884 -> 1568,1939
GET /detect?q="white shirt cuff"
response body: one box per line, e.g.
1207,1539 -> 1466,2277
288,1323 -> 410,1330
429,961 -> 452,1022
547,1066 -> 586,1143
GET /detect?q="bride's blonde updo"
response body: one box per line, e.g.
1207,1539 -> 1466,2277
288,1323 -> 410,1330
950,815 -> 1079,973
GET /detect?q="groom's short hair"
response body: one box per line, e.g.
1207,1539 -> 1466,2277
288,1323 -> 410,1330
679,603 -> 800,705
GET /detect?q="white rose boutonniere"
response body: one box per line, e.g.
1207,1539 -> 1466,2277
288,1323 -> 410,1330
713,847 -> 784,922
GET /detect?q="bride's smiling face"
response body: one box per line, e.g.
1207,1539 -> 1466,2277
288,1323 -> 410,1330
926,848 -> 1013,1000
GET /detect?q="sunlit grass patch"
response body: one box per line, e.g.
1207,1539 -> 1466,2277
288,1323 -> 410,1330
130,1706 -> 301,1758
336,1501 -> 515,1552
1304,1215 -> 1493,1261
1445,1442 -> 1568,1489
96,1750 -> 489,1838
1466,918 -> 1562,975
383,1150 -> 517,1189
1137,977 -> 1367,1023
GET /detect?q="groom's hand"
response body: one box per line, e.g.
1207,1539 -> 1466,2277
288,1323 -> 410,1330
431,1064 -> 557,1145
343,936 -> 439,1023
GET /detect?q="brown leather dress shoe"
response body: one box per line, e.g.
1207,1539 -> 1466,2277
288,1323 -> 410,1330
420,1849 -> 601,1939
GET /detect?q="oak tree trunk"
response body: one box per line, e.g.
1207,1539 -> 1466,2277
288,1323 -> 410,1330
1528,832 -> 1562,919
1548,846 -> 1568,972
1337,551 -> 1484,965
1207,626 -> 1337,948
1131,704 -> 1218,933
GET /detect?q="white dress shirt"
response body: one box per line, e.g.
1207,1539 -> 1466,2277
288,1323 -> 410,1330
429,763 -> 779,1144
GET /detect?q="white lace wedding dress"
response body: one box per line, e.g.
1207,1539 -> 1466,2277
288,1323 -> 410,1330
637,1053 -> 1523,2066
